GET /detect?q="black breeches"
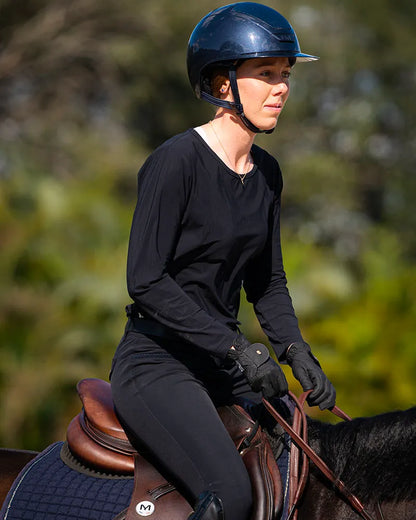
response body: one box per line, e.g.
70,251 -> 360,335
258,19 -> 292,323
110,331 -> 262,520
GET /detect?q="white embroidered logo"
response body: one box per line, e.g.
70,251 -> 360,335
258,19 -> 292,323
136,501 -> 155,516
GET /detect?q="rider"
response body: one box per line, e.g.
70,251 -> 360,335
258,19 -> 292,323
110,3 -> 336,520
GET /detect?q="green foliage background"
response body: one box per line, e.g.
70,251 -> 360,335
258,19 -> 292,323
1,0 -> 415,450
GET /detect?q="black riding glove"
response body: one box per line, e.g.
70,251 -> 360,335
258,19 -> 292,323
286,342 -> 336,410
227,334 -> 288,400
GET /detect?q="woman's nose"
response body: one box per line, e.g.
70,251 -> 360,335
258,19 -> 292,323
272,79 -> 289,96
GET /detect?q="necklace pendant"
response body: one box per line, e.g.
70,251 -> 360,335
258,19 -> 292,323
209,120 -> 250,185
239,172 -> 248,185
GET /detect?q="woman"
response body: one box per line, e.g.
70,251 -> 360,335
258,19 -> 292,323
110,3 -> 336,520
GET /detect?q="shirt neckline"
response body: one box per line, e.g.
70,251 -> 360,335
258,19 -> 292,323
190,128 -> 257,182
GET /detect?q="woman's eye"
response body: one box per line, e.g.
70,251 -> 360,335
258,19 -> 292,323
259,69 -> 291,79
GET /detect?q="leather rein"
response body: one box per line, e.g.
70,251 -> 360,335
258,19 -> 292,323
262,392 -> 384,520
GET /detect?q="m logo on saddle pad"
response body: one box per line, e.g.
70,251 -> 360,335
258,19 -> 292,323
136,501 -> 155,516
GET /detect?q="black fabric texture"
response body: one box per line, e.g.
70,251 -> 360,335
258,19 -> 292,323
123,129 -> 303,361
111,331 -> 256,520
111,128 -> 304,520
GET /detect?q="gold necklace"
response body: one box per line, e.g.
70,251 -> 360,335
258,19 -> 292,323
209,121 -> 251,185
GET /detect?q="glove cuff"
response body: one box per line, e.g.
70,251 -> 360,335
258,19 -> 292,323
227,333 -> 251,358
286,341 -> 311,364
227,338 -> 271,369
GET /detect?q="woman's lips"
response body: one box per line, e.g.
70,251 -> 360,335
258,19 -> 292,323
264,103 -> 283,112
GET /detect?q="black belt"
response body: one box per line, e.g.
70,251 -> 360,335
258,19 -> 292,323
125,316 -> 176,340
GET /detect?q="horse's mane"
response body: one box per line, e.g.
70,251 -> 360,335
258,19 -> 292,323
308,406 -> 416,503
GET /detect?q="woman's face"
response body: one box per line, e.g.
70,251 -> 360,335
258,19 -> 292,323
234,57 -> 292,132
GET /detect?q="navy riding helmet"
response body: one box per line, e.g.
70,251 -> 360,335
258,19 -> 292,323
187,2 -> 318,133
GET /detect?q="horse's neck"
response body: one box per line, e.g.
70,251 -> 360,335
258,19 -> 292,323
300,473 -> 416,520
297,473 -> 351,520
303,411 -> 416,519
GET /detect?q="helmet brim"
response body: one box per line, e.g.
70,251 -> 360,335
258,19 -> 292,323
293,53 -> 319,62
234,51 -> 319,62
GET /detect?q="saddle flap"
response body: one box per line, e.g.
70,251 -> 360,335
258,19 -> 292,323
126,453 -> 193,520
218,405 -> 283,520
242,432 -> 283,520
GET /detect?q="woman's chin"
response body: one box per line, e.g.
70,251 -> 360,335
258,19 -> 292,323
258,118 -> 279,132
239,114 -> 279,133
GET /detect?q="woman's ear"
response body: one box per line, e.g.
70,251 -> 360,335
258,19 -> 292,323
219,79 -> 231,98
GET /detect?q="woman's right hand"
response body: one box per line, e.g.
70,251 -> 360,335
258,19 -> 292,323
227,335 -> 288,399
286,342 -> 336,410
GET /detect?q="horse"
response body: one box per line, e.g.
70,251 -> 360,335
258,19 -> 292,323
0,448 -> 38,507
298,407 -> 416,519
1,403 -> 416,520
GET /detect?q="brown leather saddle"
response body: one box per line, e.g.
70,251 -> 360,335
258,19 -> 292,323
66,378 -> 283,520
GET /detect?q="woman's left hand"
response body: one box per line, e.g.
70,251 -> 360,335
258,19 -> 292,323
286,342 -> 336,410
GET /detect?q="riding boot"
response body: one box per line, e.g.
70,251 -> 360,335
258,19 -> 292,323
188,491 -> 224,520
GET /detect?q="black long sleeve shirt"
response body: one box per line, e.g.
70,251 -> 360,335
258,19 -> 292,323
126,129 -> 303,360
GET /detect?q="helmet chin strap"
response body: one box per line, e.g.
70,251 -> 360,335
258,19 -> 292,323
228,66 -> 275,135
200,65 -> 274,135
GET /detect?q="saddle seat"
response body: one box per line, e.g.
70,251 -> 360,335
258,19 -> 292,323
67,378 -> 136,474
66,378 -> 283,520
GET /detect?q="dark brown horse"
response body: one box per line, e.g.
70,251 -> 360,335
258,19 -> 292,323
1,406 -> 416,519
300,407 -> 416,519
0,448 -> 37,506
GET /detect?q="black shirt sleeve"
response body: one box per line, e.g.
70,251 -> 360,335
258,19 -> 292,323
126,145 -> 236,359
243,162 -> 304,361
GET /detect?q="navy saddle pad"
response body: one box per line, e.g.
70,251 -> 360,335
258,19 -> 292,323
1,442 -> 133,520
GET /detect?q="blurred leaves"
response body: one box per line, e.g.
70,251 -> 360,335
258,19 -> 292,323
0,0 -> 415,448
